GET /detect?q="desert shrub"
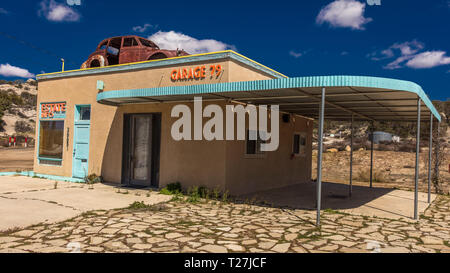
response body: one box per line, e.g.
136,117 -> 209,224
15,121 -> 33,133
186,186 -> 201,203
166,182 -> 182,193
128,201 -> 151,210
355,168 -> 390,183
398,142 -> 421,153
160,182 -> 182,195
20,92 -> 37,107
377,143 -> 396,151
17,111 -> 27,119
84,173 -> 102,184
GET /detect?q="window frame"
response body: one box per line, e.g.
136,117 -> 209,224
244,129 -> 267,159
292,132 -> 307,157
38,120 -> 65,166
37,102 -> 67,166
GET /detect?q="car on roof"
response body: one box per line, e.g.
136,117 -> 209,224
81,35 -> 189,69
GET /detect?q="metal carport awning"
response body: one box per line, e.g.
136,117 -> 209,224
97,75 -> 442,226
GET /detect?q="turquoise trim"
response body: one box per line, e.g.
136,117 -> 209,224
0,171 -> 84,183
36,51 -> 286,81
72,105 -> 91,179
38,157 -> 63,162
96,75 -> 441,121
97,80 -> 104,91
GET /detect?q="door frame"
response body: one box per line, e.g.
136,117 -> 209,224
72,104 -> 91,179
122,113 -> 161,188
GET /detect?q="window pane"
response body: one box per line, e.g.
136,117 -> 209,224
123,38 -> 133,47
140,38 -> 154,47
293,134 -> 300,154
79,107 -> 91,121
246,130 -> 257,154
39,121 -> 64,160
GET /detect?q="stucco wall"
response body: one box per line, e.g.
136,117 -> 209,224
33,55 -> 310,195
225,115 -> 313,195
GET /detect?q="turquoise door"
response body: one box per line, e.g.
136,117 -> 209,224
72,105 -> 91,179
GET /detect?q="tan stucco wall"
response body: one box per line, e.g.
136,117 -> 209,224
34,56 -> 311,195
225,115 -> 313,195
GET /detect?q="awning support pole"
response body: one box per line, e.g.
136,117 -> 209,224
349,114 -> 354,197
316,87 -> 325,227
414,98 -> 421,220
428,114 -> 433,204
370,122 -> 374,188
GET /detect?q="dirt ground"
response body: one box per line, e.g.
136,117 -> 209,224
0,147 -> 34,172
312,149 -> 450,194
0,146 -> 448,194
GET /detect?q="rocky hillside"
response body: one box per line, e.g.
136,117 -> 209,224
0,79 -> 37,138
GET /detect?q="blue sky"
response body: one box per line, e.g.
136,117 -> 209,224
0,0 -> 449,100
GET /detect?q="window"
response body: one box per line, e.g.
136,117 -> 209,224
139,38 -> 156,48
246,130 -> 266,155
78,106 -> 91,121
123,37 -> 138,47
39,120 -> 64,164
293,133 -> 307,156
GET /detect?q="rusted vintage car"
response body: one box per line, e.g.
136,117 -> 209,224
81,35 -> 189,69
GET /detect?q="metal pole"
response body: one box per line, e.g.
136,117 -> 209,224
428,114 -> 433,203
349,114 -> 354,197
414,98 -> 421,220
316,87 -> 325,227
370,122 -> 374,188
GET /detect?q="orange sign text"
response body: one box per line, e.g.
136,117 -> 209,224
171,64 -> 222,81
41,103 -> 66,118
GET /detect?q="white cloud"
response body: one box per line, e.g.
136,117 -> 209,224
0,64 -> 35,78
148,31 -> 236,54
316,0 -> 372,30
406,51 -> 450,69
133,23 -> 158,33
0,8 -> 9,15
38,0 -> 81,22
289,50 -> 303,58
368,40 -> 450,70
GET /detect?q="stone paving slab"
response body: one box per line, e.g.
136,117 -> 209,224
0,194 -> 448,253
239,182 -> 436,221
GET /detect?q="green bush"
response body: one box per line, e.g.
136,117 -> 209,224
128,201 -> 151,210
166,182 -> 182,193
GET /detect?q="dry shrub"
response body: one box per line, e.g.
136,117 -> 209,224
355,168 -> 390,183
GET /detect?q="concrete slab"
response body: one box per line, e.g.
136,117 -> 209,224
0,176 -> 171,231
239,181 -> 436,221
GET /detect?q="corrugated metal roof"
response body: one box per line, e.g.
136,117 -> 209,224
97,75 -> 441,122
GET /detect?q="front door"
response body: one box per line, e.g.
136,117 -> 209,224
72,105 -> 91,179
122,114 -> 161,187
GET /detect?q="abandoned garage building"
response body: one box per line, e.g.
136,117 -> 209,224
32,50 -> 441,225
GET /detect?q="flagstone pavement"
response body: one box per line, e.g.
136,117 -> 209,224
0,194 -> 449,253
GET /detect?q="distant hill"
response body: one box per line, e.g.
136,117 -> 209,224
0,79 -> 37,138
319,100 -> 449,140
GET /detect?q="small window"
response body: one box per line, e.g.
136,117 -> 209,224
139,38 -> 156,48
246,130 -> 266,155
123,37 -> 138,47
79,106 -> 91,121
293,133 -> 307,156
39,120 -> 64,164
75,106 -> 91,121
